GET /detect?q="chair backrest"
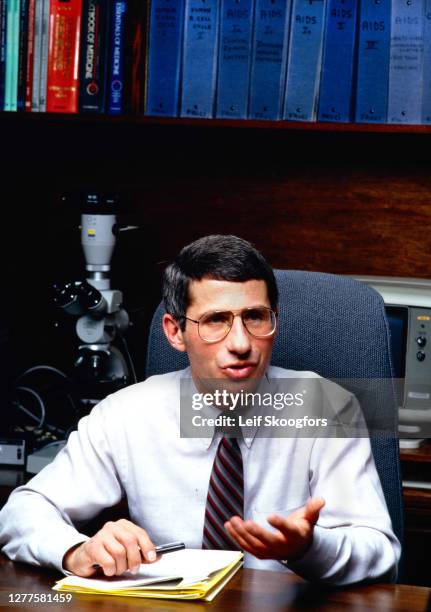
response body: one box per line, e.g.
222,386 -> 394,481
146,270 -> 404,562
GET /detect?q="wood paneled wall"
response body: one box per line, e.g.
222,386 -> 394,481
4,117 -> 431,378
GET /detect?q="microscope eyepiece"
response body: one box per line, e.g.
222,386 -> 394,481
53,282 -> 84,315
78,282 -> 105,311
53,281 -> 106,315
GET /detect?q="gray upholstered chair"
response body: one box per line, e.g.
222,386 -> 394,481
146,270 -> 404,577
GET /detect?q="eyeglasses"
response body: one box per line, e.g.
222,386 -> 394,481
184,307 -> 277,343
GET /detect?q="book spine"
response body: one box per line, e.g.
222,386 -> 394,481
31,0 -> 43,111
0,0 -> 7,110
354,0 -> 391,123
46,0 -> 82,113
122,0 -> 149,114
422,0 -> 431,123
38,0 -> 49,111
283,0 -> 327,122
317,0 -> 358,123
4,0 -> 12,110
17,0 -> 28,109
248,0 -> 292,120
215,0 -> 254,119
24,0 -> 34,110
107,0 -> 127,114
5,0 -> 20,111
387,0 -> 424,124
145,0 -> 184,117
78,0 -> 110,113
180,0 -> 220,118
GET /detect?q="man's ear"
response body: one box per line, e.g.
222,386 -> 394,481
162,313 -> 187,352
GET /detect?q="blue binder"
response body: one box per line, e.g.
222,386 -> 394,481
423,0 -> 431,123
180,0 -> 220,118
387,0 -> 424,124
17,0 -> 28,110
216,0 -> 255,119
4,0 -> 19,112
146,0 -> 185,117
248,0 -> 292,120
355,0 -> 391,123
283,0 -> 327,122
317,0 -> 358,123
0,0 -> 7,110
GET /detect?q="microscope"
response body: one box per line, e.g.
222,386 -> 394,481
53,194 -> 135,409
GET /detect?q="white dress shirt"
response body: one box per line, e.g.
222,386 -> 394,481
0,366 -> 400,584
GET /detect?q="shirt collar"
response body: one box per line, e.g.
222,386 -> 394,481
179,367 -> 267,450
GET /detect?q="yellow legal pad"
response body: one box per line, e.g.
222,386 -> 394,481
53,549 -> 244,601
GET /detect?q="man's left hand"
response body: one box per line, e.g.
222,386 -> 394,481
224,497 -> 325,562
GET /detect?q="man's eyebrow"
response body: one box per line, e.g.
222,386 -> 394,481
193,304 -> 270,319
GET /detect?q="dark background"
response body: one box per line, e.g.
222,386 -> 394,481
3,114 -> 431,412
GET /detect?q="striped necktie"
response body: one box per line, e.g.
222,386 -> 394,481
202,436 -> 244,550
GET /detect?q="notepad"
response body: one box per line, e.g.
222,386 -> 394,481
53,549 -> 244,601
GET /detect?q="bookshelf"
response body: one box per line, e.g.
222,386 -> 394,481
4,111 -> 431,132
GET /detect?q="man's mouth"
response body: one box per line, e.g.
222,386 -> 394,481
222,363 -> 257,379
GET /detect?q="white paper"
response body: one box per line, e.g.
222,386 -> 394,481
53,549 -> 242,592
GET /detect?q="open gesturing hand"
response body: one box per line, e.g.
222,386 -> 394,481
224,497 -> 325,563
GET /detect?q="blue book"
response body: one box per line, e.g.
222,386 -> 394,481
387,0 -> 424,124
355,0 -> 391,123
422,0 -> 431,123
17,0 -> 28,110
107,0 -> 127,115
283,0 -> 327,122
78,0 -> 110,113
146,0 -> 185,117
38,0 -> 48,111
31,0 -> 43,112
249,0 -> 292,120
180,0 -> 220,118
0,0 -> 7,110
317,0 -> 358,123
4,0 -> 19,111
216,0 -> 255,119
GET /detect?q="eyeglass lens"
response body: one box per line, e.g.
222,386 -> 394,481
198,308 -> 275,342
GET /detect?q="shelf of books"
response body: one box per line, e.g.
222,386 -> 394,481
0,0 -> 430,129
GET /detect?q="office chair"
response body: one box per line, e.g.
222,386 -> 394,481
146,270 -> 404,576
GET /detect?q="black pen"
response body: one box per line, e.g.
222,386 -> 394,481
155,541 -> 185,555
92,541 -> 185,569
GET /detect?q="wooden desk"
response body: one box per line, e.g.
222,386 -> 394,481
0,555 -> 430,612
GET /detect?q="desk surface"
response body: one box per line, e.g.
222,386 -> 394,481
1,555 -> 430,612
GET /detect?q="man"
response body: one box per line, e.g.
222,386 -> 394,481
0,235 -> 400,584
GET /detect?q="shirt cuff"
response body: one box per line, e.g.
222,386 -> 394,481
37,527 -> 90,575
280,526 -> 338,581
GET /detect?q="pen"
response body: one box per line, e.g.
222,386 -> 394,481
155,541 -> 185,555
91,541 -> 185,569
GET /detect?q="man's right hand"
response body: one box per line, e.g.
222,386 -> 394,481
62,519 -> 158,577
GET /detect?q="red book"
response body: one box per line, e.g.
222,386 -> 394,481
46,0 -> 82,113
25,0 -> 35,111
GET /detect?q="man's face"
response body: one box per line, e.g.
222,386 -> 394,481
180,278 -> 275,384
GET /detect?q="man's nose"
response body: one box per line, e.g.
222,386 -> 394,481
225,315 -> 251,354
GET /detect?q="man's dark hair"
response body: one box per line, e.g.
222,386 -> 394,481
163,235 -> 278,328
